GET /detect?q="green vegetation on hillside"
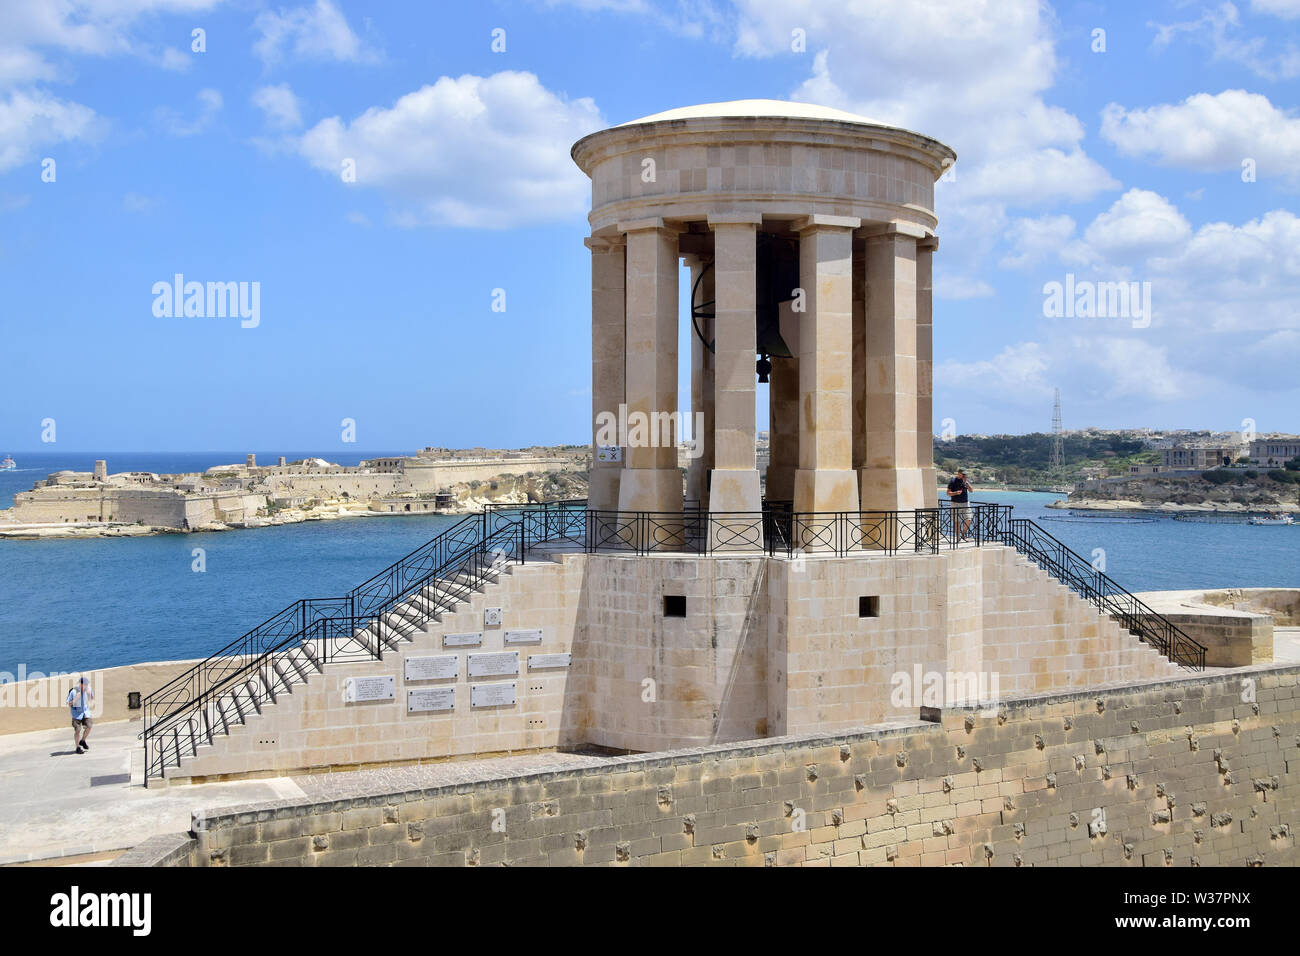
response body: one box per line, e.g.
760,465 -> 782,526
934,433 -> 1151,484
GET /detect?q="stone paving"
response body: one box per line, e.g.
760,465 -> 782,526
0,717 -> 607,865
0,719 -> 302,865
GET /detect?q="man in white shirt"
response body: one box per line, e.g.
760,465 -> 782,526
67,676 -> 94,754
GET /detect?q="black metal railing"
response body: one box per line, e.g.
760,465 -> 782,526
579,502 -> 1006,556
141,510 -> 527,783
995,515 -> 1206,670
142,496 -> 1205,782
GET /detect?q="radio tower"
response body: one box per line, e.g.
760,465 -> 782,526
1050,388 -> 1064,471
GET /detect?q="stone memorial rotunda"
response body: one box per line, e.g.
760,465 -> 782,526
574,99 -> 947,532
140,101 -> 1203,787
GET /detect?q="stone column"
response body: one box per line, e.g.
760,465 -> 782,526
617,218 -> 684,522
859,223 -> 927,515
684,253 -> 714,510
587,233 -> 625,513
851,238 -> 866,476
916,236 -> 938,507
793,215 -> 861,546
765,300 -> 799,503
707,214 -> 763,549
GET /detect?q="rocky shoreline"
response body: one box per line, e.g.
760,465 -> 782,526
0,473 -> 590,540
1048,497 -> 1299,513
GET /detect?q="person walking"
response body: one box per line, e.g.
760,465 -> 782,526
67,676 -> 94,754
946,469 -> 974,541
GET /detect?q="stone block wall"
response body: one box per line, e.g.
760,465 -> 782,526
169,545 -> 1190,783
169,557 -> 585,782
128,663 -> 1299,867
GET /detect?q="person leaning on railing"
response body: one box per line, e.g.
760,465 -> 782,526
946,469 -> 974,542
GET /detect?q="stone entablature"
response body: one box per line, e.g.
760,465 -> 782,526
572,102 -> 954,235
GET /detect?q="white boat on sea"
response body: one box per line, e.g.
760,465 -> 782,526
0,455 -> 15,471
1248,513 -> 1294,526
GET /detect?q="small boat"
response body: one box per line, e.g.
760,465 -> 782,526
1248,513 -> 1294,526
0,455 -> 14,471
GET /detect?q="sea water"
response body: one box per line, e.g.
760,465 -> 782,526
0,455 -> 1296,673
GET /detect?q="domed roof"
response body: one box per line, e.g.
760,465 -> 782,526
617,98 -> 887,128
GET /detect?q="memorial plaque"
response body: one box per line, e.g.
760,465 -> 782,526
443,632 -> 482,648
471,682 -> 517,708
408,687 -> 456,713
504,628 -> 543,645
344,675 -> 395,703
529,653 -> 572,670
484,607 -> 503,626
467,651 -> 519,678
404,654 -> 459,681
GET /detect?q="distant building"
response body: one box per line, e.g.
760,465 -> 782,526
1161,444 -> 1239,470
1250,436 -> 1300,468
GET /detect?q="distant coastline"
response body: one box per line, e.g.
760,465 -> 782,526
0,448 -> 589,540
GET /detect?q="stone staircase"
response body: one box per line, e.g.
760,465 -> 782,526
142,510 -> 529,784
152,563 -> 514,782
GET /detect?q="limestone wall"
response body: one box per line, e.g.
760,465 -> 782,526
168,545 -> 1185,784
124,662 -> 1299,867
1135,588 -> 1283,667
7,486 -> 259,528
0,658 -> 205,735
399,458 -> 573,493
169,558 -> 587,781
577,555 -> 770,752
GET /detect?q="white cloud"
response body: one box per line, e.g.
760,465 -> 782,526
937,342 -> 1052,397
933,274 -> 994,300
1049,190 -> 1300,338
252,83 -> 302,130
253,0 -> 377,65
1000,214 -> 1075,269
1151,3 -> 1300,80
160,47 -> 191,72
1101,90 -> 1300,181
541,0 -> 728,40
1076,337 -> 1184,401
733,0 -> 1117,208
155,86 -> 222,136
0,1 -> 223,166
1251,0 -> 1300,17
959,148 -> 1117,206
293,71 -> 602,228
0,0 -> 224,89
1248,0 -> 1300,16
1067,189 -> 1191,263
727,0 -> 1118,309
0,88 -> 101,172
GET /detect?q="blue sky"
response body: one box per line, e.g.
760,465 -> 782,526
1,0 -> 1297,452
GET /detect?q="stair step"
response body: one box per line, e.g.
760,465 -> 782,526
142,519 -> 529,783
